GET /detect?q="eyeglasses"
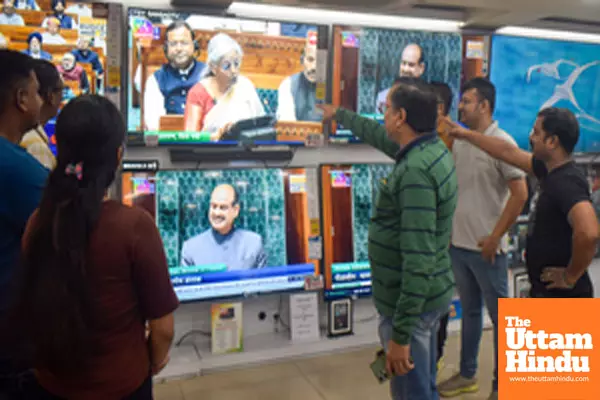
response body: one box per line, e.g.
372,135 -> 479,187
220,59 -> 241,72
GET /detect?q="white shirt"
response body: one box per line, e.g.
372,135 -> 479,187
65,4 -> 92,18
41,32 -> 67,45
451,121 -> 526,253
143,73 -> 166,131
276,76 -> 297,121
0,13 -> 24,26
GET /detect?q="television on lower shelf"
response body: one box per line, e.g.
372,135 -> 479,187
123,166 -> 320,302
320,163 -> 394,299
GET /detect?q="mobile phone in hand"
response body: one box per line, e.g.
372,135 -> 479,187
370,349 -> 389,383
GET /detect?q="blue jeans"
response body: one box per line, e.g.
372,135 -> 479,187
378,303 -> 450,400
450,246 -> 508,392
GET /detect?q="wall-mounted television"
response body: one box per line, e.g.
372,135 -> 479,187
491,34 -> 600,152
127,8 -> 327,147
320,163 -> 394,299
1,1 -> 108,155
123,167 -> 320,302
328,25 -> 462,143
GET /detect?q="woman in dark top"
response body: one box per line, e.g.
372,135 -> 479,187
9,95 -> 179,399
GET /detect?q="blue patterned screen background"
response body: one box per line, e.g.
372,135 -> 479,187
350,164 -> 395,262
357,28 -> 463,118
491,35 -> 600,152
155,169 -> 287,268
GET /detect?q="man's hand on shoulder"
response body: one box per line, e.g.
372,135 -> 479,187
442,116 -> 473,140
316,104 -> 337,122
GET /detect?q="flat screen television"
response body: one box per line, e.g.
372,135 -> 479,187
320,163 -> 394,299
1,1 -> 108,155
328,25 -> 462,143
127,8 -> 326,147
123,166 -> 320,302
490,34 -> 600,152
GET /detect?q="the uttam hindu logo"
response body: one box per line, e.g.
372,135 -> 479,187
498,298 -> 600,400
504,315 -> 592,373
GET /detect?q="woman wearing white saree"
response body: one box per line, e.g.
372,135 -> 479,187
183,33 -> 265,140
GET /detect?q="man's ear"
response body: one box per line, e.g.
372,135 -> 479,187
396,108 -> 407,128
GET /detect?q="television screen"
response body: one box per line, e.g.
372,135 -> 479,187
140,167 -> 319,302
127,8 -> 326,146
491,34 -> 600,152
0,1 -> 108,155
321,163 -> 394,299
329,25 -> 462,143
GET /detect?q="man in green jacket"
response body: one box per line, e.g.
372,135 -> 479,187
319,79 -> 457,400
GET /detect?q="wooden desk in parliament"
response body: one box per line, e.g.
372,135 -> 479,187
158,116 -> 323,143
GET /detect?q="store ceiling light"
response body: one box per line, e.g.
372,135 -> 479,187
227,2 -> 464,32
496,26 -> 600,44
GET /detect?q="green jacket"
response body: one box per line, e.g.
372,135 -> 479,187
336,108 -> 458,345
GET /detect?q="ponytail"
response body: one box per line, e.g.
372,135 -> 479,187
9,95 -> 124,372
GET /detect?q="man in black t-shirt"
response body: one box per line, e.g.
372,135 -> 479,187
446,107 -> 598,298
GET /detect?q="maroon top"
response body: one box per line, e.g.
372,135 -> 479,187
26,201 -> 179,399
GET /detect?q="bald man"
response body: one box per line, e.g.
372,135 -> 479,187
180,184 -> 267,271
376,43 -> 426,113
277,32 -> 321,122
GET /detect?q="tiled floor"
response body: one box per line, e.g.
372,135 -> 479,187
155,329 -> 494,400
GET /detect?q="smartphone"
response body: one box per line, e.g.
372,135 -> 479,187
370,349 -> 389,383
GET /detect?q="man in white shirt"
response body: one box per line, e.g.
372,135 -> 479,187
437,78 -> 528,400
276,31 -> 320,122
0,0 -> 24,26
41,18 -> 67,45
143,20 -> 204,131
65,2 -> 92,18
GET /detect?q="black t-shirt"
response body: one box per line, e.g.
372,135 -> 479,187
526,157 -> 594,298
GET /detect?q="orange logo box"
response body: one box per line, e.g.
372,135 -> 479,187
499,298 -> 600,400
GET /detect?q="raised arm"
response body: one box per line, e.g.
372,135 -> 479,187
448,118 -> 533,175
317,104 -> 399,159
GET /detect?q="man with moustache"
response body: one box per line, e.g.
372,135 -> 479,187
0,49 -> 46,398
376,43 -> 426,113
143,20 -> 205,131
277,31 -> 321,122
437,78 -> 528,400
180,184 -> 267,271
0,0 -> 24,26
447,107 -> 598,300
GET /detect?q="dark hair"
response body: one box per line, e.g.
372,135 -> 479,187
11,95 -> 125,372
33,59 -> 61,101
165,20 -> 196,42
389,80 -> 438,134
462,77 -> 496,113
430,81 -> 453,116
51,0 -> 64,10
537,107 -> 579,154
0,50 -> 35,114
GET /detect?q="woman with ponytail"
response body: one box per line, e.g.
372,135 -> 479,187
10,95 -> 179,399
